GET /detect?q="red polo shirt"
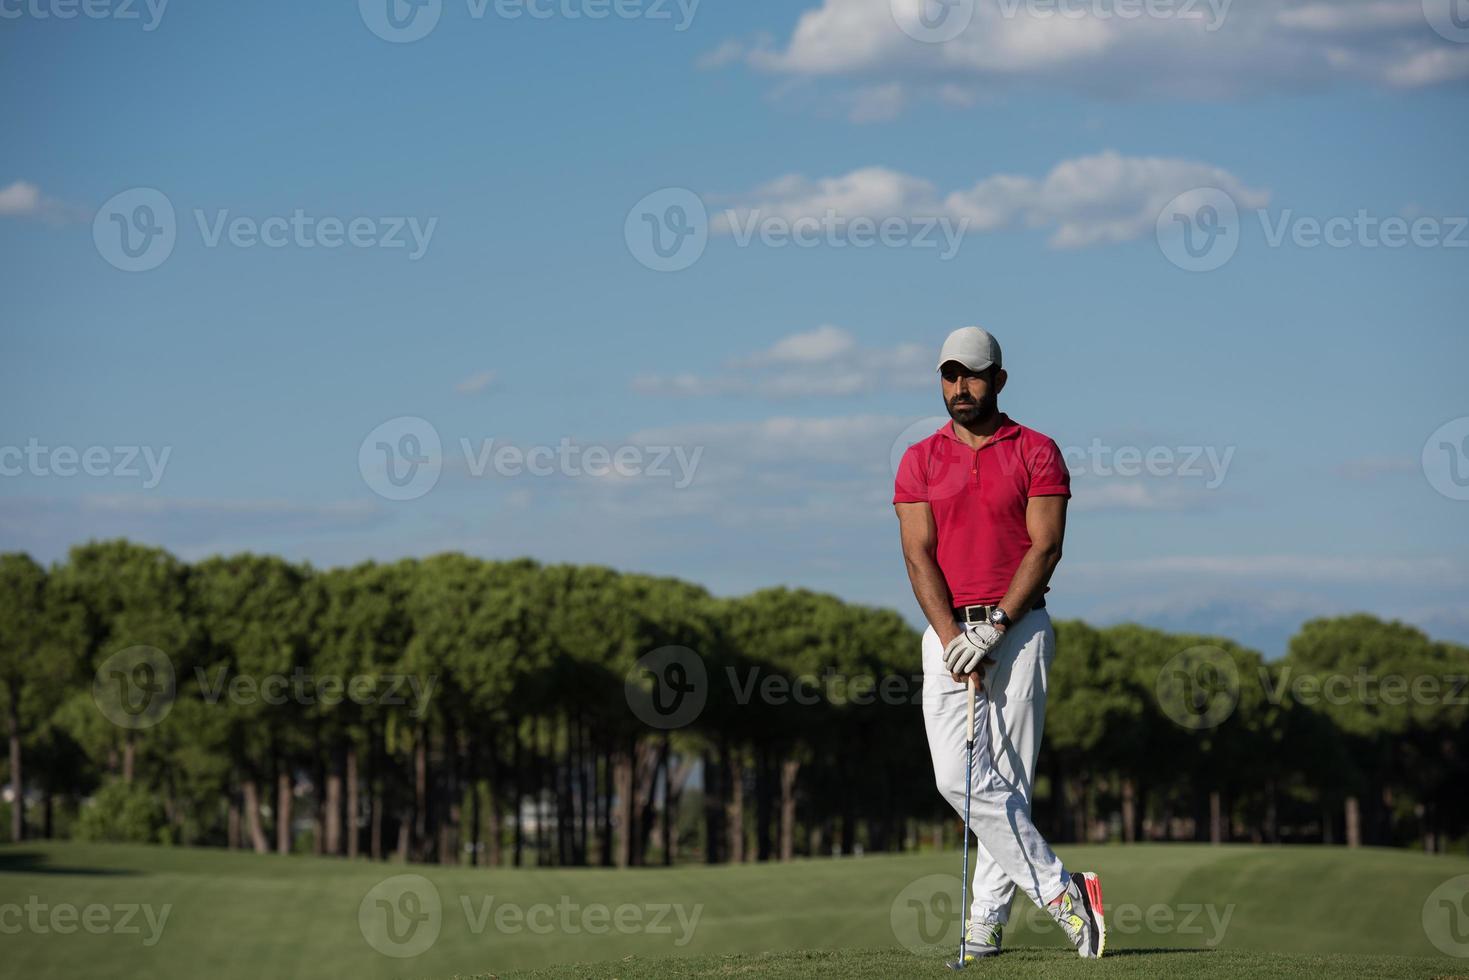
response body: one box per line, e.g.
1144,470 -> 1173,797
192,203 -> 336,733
893,414 -> 1070,607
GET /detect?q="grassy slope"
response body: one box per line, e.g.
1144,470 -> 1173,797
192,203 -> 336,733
0,842 -> 1465,980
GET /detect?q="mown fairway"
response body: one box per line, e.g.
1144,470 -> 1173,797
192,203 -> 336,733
1,842 -> 1466,980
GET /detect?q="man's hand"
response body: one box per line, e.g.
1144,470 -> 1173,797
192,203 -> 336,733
943,623 -> 1002,679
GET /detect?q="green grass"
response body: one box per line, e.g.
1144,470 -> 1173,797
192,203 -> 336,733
479,948 -> 1469,980
0,842 -> 1466,979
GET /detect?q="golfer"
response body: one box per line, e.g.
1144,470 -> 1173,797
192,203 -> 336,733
894,326 -> 1105,963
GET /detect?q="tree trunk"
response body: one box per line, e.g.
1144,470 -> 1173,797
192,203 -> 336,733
661,732 -> 673,866
325,757 -> 343,856
7,690 -> 22,843
276,767 -> 293,854
599,744 -> 613,867
346,744 -> 360,859
513,732 -> 524,868
725,741 -> 745,863
413,724 -> 428,862
1121,777 -> 1137,844
614,741 -> 634,868
703,747 -> 722,864
1209,790 -> 1223,844
122,731 -> 135,784
242,778 -> 269,853
227,792 -> 241,850
779,757 -> 800,861
1345,796 -> 1361,848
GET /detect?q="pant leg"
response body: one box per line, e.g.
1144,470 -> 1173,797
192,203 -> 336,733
965,609 -> 1055,925
922,622 -> 1066,917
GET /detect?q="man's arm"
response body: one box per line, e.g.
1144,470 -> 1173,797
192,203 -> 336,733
995,494 -> 1068,626
895,501 -> 962,648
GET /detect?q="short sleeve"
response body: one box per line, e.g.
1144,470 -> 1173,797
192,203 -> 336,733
893,443 -> 929,504
1027,437 -> 1071,498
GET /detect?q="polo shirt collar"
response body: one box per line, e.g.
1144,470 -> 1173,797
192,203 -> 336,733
938,413 -> 1021,447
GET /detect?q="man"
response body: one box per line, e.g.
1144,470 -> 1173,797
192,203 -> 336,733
893,326 -> 1104,963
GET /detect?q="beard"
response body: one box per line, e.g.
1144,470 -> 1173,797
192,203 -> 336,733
947,392 -> 997,427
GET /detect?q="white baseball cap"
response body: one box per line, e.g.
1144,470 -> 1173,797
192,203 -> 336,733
936,326 -> 1002,373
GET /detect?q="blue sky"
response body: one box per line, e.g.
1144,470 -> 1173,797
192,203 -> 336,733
2,0 -> 1467,658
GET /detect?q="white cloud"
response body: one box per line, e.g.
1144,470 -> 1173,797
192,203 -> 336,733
696,38 -> 747,69
455,370 -> 497,395
634,325 -> 930,398
0,180 -> 42,215
0,179 -> 89,224
710,152 -> 1268,249
727,0 -> 1469,116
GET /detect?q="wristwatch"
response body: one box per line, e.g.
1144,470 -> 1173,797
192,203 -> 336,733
988,607 -> 1012,630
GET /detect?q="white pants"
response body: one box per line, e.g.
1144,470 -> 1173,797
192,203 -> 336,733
922,608 -> 1064,925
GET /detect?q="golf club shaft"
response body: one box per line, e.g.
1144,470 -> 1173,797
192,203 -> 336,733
958,673 -> 977,967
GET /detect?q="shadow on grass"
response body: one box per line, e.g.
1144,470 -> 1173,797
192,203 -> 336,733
1097,949 -> 1219,958
0,851 -> 139,876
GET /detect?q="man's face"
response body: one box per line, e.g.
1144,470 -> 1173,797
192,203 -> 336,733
941,361 -> 1005,425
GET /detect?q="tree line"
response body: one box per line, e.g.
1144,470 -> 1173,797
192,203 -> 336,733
1,540 -> 1465,863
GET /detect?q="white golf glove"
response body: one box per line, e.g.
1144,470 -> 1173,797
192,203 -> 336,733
943,624 -> 1002,676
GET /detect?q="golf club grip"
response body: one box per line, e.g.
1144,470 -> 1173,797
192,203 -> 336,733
966,673 -> 976,743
